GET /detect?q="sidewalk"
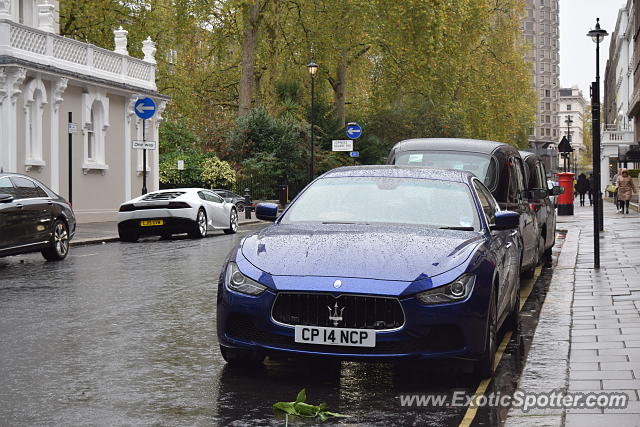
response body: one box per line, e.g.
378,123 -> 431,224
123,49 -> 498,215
506,200 -> 640,426
72,215 -> 262,246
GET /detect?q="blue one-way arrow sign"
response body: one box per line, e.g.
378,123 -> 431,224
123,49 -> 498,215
346,122 -> 362,139
134,97 -> 156,120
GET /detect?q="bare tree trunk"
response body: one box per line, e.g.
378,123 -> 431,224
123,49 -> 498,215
334,54 -> 347,129
238,0 -> 261,117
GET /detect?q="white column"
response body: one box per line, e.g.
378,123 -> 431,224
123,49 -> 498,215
50,78 -> 67,192
124,96 -> 137,201
0,67 -> 26,173
0,0 -> 10,20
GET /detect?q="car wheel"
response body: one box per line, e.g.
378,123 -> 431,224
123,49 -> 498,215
224,208 -> 238,235
41,219 -> 70,261
220,345 -> 264,365
118,229 -> 139,242
235,202 -> 245,213
475,291 -> 497,379
188,208 -> 207,239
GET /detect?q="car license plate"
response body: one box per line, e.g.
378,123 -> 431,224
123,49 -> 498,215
140,219 -> 164,227
294,326 -> 375,347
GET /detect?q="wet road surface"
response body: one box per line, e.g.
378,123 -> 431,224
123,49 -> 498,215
0,226 -> 564,426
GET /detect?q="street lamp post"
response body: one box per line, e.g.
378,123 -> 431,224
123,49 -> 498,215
565,115 -> 574,172
307,62 -> 318,182
587,18 -> 608,269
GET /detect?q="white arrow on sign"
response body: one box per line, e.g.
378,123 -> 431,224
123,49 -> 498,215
347,128 -> 360,136
136,104 -> 155,114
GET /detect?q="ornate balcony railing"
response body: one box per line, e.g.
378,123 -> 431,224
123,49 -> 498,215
602,129 -> 634,145
0,19 -> 155,91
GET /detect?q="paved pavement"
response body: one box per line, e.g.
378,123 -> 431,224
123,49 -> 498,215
72,214 -> 263,246
507,200 -> 640,426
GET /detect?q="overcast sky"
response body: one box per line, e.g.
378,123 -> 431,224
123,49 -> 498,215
559,0 -> 623,98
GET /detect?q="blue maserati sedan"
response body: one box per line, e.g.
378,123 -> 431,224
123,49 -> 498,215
217,166 -> 522,377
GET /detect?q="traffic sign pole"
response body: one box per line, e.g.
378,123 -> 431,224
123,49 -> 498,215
68,112 -> 73,206
142,119 -> 147,195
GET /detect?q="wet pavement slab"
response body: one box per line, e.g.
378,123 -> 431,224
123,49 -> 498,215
0,223 -> 565,426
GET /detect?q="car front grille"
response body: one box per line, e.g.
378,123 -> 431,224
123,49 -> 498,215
271,293 -> 405,331
225,314 -> 464,354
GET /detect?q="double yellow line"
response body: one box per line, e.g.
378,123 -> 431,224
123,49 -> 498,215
458,266 -> 541,427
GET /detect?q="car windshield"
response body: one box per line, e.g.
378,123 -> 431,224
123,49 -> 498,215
280,176 -> 480,230
394,151 -> 497,190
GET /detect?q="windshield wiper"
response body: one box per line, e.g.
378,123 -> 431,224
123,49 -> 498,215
439,226 -> 475,231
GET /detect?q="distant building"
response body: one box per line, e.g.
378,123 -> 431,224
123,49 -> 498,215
0,0 -> 168,222
603,0 -> 636,186
523,0 -> 560,150
558,87 -> 587,151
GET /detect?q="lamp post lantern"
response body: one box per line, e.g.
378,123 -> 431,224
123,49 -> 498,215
307,62 -> 318,182
587,17 -> 608,269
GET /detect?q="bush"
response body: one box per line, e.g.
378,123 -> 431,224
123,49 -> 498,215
159,151 -> 207,186
201,156 -> 236,188
627,169 -> 640,178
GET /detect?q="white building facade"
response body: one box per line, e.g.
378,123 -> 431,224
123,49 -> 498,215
0,0 -> 168,222
603,0 -> 636,191
558,87 -> 587,150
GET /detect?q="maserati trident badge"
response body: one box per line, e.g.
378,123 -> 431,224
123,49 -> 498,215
333,279 -> 342,289
328,302 -> 345,327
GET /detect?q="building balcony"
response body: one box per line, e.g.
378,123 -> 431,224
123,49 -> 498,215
0,19 -> 156,91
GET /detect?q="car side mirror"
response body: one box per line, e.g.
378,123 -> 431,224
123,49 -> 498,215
491,211 -> 520,231
0,193 -> 14,203
255,202 -> 279,222
551,185 -> 565,196
524,188 -> 548,199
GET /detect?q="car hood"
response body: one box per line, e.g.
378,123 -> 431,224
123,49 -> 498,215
240,223 -> 483,282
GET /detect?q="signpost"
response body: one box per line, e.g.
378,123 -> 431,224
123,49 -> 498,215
332,140 -> 354,151
134,97 -> 156,195
349,151 -> 359,158
68,113 -> 74,206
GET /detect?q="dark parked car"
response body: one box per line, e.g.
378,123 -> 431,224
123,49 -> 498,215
212,189 -> 246,212
519,151 -> 563,264
0,173 -> 75,261
388,138 -> 540,276
219,166 -> 521,378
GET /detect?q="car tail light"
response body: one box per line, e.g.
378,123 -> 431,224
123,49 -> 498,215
168,202 -> 190,209
119,204 -> 135,212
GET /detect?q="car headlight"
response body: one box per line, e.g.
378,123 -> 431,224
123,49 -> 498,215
224,262 -> 267,296
415,274 -> 476,304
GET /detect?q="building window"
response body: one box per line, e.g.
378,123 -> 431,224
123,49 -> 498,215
567,104 -> 572,111
545,89 -> 551,97
23,78 -> 48,168
81,90 -> 110,172
553,129 -> 557,137
87,109 -> 95,161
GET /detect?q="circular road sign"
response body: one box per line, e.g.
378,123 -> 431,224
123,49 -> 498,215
134,97 -> 156,120
346,122 -> 362,139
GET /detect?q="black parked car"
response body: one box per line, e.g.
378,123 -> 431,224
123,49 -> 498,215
211,189 -> 246,212
388,138 -> 540,276
519,151 -> 564,264
0,173 -> 75,261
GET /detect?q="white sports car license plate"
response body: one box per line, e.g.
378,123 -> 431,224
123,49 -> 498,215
294,326 -> 376,347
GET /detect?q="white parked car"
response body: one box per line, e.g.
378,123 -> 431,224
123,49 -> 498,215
117,188 -> 238,242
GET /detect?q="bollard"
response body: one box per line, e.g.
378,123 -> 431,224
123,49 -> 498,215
557,172 -> 575,215
278,185 -> 288,209
244,188 -> 252,219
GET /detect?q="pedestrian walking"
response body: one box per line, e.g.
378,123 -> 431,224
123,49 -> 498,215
575,173 -> 589,206
611,168 -> 621,212
616,168 -> 637,214
587,174 -> 594,206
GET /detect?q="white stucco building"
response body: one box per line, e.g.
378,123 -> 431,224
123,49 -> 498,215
558,87 -> 587,150
0,0 -> 168,222
603,0 -> 636,189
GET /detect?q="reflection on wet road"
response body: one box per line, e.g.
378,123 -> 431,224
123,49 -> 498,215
0,226 -> 564,426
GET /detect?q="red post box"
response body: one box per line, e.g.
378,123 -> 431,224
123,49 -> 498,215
557,172 -> 575,216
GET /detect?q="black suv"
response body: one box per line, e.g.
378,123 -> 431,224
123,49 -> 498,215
0,173 -> 75,261
388,138 -> 540,276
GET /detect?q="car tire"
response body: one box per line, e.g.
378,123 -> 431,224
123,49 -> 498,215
188,208 -> 207,239
41,219 -> 70,261
224,208 -> 238,235
235,202 -> 245,213
220,345 -> 264,365
118,229 -> 139,242
475,290 -> 497,379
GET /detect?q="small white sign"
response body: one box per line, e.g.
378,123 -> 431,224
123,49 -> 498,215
67,123 -> 79,134
132,140 -> 157,150
177,160 -> 185,170
332,140 -> 353,151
